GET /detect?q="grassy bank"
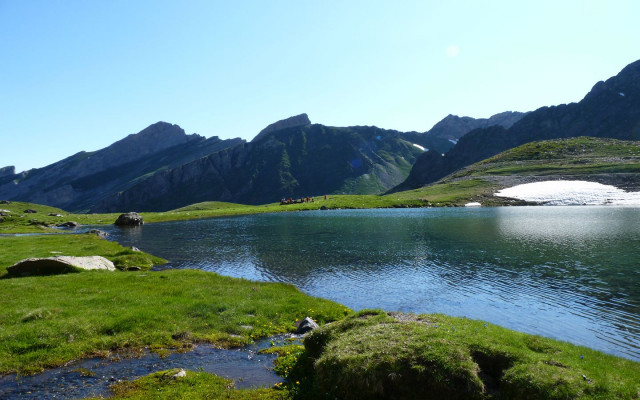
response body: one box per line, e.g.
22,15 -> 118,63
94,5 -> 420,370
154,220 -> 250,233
0,234 -> 165,276
280,310 -> 640,399
0,269 -> 349,375
88,368 -> 291,399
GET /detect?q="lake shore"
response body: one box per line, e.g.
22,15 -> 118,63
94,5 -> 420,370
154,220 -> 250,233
1,216 -> 639,398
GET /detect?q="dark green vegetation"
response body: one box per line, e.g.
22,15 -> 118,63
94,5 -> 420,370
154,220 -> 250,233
0,269 -> 348,375
281,310 -> 640,399
394,59 -> 640,191
0,122 -> 243,212
92,368 -> 291,399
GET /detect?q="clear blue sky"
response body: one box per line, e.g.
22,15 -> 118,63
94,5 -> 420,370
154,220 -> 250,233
1,0 -> 638,172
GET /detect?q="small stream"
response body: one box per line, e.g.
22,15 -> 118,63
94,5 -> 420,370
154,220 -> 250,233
0,335 -> 296,400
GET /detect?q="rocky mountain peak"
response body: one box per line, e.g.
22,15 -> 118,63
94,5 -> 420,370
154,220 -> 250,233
0,166 -> 15,178
583,60 -> 640,102
252,114 -> 311,142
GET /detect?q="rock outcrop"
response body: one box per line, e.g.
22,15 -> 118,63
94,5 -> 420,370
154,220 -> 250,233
0,166 -> 15,178
7,256 -> 116,277
252,113 -> 311,142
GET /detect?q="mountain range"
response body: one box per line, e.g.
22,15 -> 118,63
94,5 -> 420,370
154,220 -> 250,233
0,111 -> 518,212
1,59 -> 638,212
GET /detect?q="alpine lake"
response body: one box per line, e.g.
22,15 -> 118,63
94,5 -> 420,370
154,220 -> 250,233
102,206 -> 640,362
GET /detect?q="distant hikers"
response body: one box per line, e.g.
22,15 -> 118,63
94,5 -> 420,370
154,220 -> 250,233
279,196 -> 317,205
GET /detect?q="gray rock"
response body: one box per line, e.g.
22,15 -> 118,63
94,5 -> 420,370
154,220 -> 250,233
24,209 -> 37,213
7,256 -> 116,277
56,221 -> 79,228
172,369 -> 187,379
320,205 -> 328,210
0,200 -> 11,204
115,212 -> 144,226
88,229 -> 109,238
0,166 -> 15,178
130,246 -> 141,252
296,317 -> 319,334
48,213 -> 63,217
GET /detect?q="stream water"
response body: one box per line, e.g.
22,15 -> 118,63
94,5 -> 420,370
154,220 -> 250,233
0,336 -> 294,399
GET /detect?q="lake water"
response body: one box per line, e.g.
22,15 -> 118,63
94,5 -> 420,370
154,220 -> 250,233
104,207 -> 640,361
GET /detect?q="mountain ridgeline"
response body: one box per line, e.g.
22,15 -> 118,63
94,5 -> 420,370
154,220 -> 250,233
94,121 -> 437,212
0,123 -> 243,212
394,59 -> 640,191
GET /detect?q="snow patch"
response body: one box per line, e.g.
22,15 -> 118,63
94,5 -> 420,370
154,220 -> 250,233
412,143 -> 426,151
495,180 -> 640,205
449,139 -> 458,145
619,92 -> 625,97
465,202 -> 481,207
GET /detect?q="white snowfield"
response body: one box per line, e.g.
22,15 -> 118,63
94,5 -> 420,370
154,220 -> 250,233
495,180 -> 640,205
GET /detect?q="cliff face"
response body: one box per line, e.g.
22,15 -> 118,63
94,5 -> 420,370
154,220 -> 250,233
94,123 -> 426,212
394,59 -> 640,191
0,122 -> 243,211
427,111 -> 527,141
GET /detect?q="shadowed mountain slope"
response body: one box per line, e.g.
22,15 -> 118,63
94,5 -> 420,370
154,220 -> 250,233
0,122 -> 243,211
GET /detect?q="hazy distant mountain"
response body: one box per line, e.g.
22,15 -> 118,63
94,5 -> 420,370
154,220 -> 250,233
94,116 -> 432,212
393,59 -> 640,192
427,111 -> 527,141
0,122 -> 243,211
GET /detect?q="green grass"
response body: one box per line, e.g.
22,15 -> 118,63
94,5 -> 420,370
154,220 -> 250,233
289,310 -> 640,400
89,368 -> 292,399
451,137 -> 640,179
0,234 -> 165,276
0,269 -> 349,375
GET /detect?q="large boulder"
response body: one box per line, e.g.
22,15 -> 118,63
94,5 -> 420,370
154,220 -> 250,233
296,317 -> 320,334
115,212 -> 144,226
6,256 -> 116,277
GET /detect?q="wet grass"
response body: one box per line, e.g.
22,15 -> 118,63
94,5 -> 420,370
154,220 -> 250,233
88,368 -> 292,399
0,269 -> 349,375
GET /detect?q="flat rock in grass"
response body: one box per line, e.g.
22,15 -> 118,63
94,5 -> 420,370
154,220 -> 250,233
7,256 -> 116,277
24,209 -> 37,213
114,212 -> 144,226
0,200 -> 10,204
